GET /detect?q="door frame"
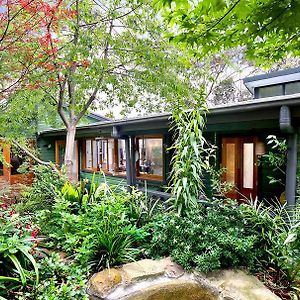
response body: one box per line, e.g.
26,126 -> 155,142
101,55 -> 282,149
221,136 -> 258,201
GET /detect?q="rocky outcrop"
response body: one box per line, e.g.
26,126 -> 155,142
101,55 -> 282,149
86,258 -> 280,300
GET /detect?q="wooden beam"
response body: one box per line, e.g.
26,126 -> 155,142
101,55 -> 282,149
3,144 -> 11,183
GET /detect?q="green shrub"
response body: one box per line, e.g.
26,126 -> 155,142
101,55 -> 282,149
14,253 -> 89,300
33,253 -> 88,300
242,200 -> 300,284
144,200 -> 263,273
15,165 -> 66,214
37,183 -> 147,270
0,204 -> 39,299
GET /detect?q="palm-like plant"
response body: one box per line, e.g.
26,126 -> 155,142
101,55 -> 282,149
0,210 -> 39,299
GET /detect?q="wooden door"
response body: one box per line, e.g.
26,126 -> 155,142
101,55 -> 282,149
222,137 -> 257,201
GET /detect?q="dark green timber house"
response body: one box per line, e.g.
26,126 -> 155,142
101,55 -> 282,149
38,68 -> 300,207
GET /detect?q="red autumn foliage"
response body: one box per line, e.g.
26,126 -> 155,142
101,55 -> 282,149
0,0 -> 75,96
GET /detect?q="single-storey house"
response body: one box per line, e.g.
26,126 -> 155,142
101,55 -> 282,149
3,67 -> 300,206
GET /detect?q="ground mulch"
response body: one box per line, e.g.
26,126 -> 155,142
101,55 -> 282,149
256,268 -> 295,300
0,181 -> 26,204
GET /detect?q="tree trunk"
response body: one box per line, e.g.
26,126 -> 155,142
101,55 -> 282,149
64,124 -> 77,182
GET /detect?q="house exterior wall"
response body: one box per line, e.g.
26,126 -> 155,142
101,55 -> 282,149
38,134 -> 170,194
37,129 -> 289,201
37,136 -> 57,162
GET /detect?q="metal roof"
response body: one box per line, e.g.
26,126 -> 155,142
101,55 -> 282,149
39,93 -> 300,137
88,112 -> 111,121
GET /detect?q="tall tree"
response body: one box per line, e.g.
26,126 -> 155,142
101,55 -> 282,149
155,0 -> 300,66
8,0 -> 207,180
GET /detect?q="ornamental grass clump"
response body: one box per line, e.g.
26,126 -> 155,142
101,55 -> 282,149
242,200 -> 300,285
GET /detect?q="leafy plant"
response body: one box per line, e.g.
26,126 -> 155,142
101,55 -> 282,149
169,101 -> 212,215
38,183 -> 146,270
33,253 -> 88,300
126,186 -> 165,227
242,199 -> 300,285
144,199 -> 263,272
260,135 -> 287,186
14,165 -> 66,214
0,205 -> 39,299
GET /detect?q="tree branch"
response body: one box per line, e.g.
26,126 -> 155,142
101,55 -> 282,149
13,140 -> 60,173
75,18 -> 114,122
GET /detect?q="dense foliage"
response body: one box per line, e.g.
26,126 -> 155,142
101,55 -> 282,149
15,165 -> 66,214
0,205 -> 39,299
242,200 -> 300,284
37,181 -> 147,270
155,0 -> 300,66
144,200 -> 263,272
32,254 -> 88,300
1,168 -> 300,299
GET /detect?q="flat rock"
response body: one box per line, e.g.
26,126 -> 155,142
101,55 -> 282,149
122,279 -> 220,300
122,258 -> 181,282
87,268 -> 123,299
206,269 -> 281,300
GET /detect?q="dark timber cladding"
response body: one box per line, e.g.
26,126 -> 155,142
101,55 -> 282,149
38,93 -> 300,205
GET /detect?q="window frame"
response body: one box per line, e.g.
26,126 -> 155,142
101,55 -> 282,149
81,137 -> 125,176
256,80 -> 300,98
55,140 -> 66,167
135,134 -> 164,182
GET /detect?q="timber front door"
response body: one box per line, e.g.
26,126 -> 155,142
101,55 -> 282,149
221,137 -> 258,201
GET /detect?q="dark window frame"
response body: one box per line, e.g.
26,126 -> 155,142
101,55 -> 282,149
256,80 -> 300,98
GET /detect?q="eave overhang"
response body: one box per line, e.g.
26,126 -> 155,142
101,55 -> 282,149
38,94 -> 300,138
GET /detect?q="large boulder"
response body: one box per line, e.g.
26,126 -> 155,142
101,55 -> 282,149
206,269 -> 280,300
86,258 -> 280,300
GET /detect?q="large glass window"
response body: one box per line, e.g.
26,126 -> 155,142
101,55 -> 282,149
83,137 -> 164,180
285,82 -> 300,95
258,84 -> 283,98
136,136 -> 163,180
83,138 -> 126,175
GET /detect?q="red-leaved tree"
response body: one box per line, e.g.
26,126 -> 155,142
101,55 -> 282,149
0,0 -> 74,97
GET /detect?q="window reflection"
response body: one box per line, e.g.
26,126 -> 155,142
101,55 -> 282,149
285,81 -> 300,95
118,140 -> 126,174
243,143 -> 254,189
258,84 -> 283,98
225,143 -> 236,184
84,138 -> 126,175
137,137 -> 163,179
